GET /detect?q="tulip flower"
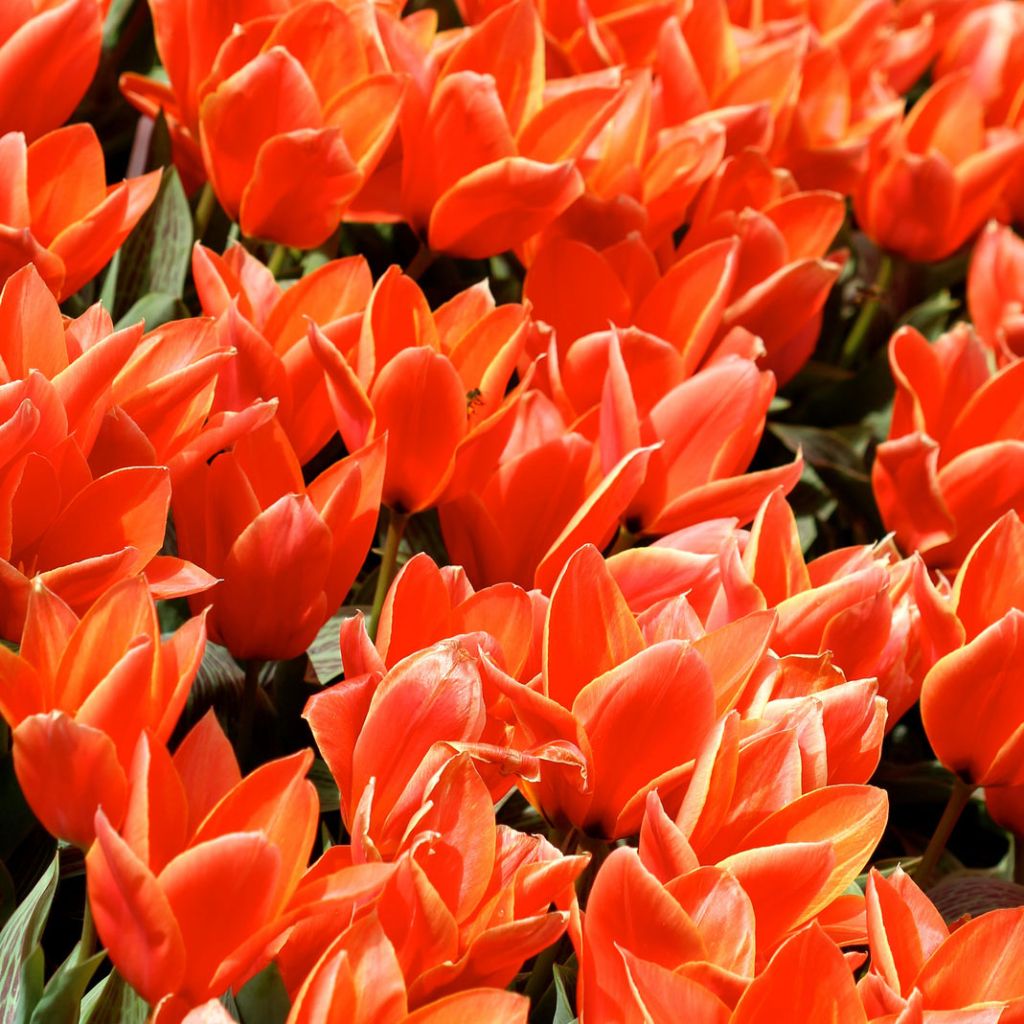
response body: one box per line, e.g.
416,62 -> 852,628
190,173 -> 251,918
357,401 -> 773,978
483,544 -> 751,838
285,911 -> 529,1024
312,266 -> 529,516
0,577 -> 207,847
921,608 -> 1024,790
196,1 -> 406,247
0,0 -> 102,143
121,0 -> 293,191
276,755 -> 585,1006
854,71 -> 1024,262
549,326 -> 803,535
439,392 -> 654,591
967,221 -> 1024,362
192,244 -> 373,463
860,866 -> 1024,1020
304,633 -> 521,857
173,418 -> 384,660
87,717 -> 319,1019
0,124 -> 160,299
678,152 -> 846,383
872,324 -> 1024,570
339,552 -> 537,680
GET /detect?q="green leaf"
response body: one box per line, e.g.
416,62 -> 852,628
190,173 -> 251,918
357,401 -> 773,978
185,642 -> 244,716
235,963 -> 290,1024
895,289 -> 960,340
0,855 -> 59,1024
102,0 -> 138,48
307,760 -> 340,814
28,946 -> 104,1024
552,964 -> 577,1024
13,947 -> 43,1024
111,167 -> 193,321
114,293 -> 189,333
79,971 -> 149,1024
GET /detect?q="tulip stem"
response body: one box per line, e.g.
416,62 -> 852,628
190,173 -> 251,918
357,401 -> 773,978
915,777 -> 976,888
238,658 -> 264,770
405,243 -> 437,282
193,182 -> 217,241
368,508 -> 408,641
840,251 -> 894,368
267,244 -> 289,278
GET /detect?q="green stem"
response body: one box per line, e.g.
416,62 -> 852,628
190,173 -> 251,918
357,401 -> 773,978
267,244 -> 289,278
405,242 -> 437,282
915,777 -> 976,888
74,896 -> 96,966
367,509 -> 408,641
840,251 -> 894,368
238,659 -> 264,770
193,182 -> 217,242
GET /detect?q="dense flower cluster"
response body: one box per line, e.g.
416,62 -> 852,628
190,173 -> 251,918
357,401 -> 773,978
2,0 -> 1024,1021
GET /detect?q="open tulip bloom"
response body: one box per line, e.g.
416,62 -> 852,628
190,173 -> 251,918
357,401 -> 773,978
5,0 -> 1024,1019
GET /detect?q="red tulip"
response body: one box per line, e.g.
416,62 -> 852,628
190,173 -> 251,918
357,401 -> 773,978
87,716 -> 318,1017
173,418 -> 384,660
0,576 -> 207,847
0,0 -> 102,143
0,124 -> 160,299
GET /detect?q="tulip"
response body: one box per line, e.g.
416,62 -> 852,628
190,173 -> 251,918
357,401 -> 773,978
173,418 -> 384,660
0,0 -> 102,143
854,71 -> 1024,262
192,244 -> 373,463
860,866 -> 1024,1019
284,910 -> 529,1024
872,324 -> 1024,570
921,609 -> 1024,790
312,266 -> 529,516
0,124 -> 160,299
196,2 -> 406,247
276,755 -> 585,1006
340,552 -> 536,680
87,717 -> 318,1018
0,577 -> 207,847
121,0 -> 292,191
967,221 -> 1024,362
439,392 -> 654,591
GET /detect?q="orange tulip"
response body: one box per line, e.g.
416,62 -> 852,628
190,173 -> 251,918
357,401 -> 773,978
854,71 -> 1024,262
173,418 -> 384,660
678,152 -> 846,383
385,0 -> 586,258
921,609 -> 1024,789
872,324 -> 1024,570
439,392 -> 654,591
122,0 -> 310,192
285,910 -> 529,1024
860,866 -> 1024,1019
967,221 -> 1024,363
340,552 -> 537,680
276,755 -> 585,1006
0,0 -> 102,143
304,633 -> 520,858
196,1 -> 405,246
87,716 -> 318,1018
0,124 -> 160,299
192,244 -> 373,463
548,326 -> 803,534
312,266 -> 529,515
0,576 -> 207,847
